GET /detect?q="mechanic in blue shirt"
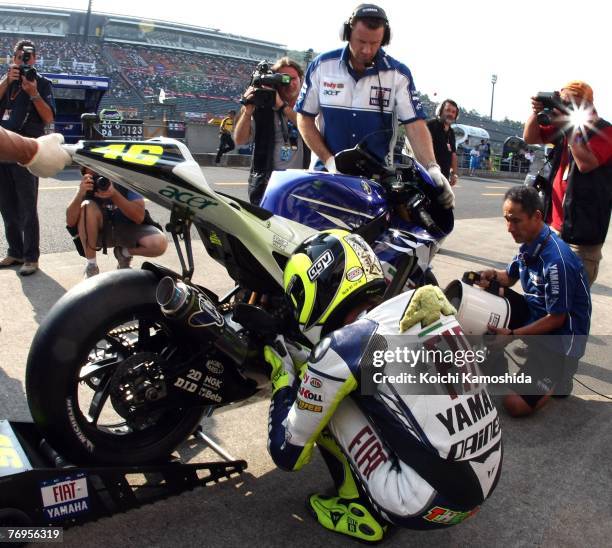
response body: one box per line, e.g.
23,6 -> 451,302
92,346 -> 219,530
477,186 -> 591,417
295,4 -> 454,209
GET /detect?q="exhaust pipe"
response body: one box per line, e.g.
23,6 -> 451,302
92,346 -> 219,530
156,276 -> 249,365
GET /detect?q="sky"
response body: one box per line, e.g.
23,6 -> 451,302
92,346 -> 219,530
6,0 -> 611,122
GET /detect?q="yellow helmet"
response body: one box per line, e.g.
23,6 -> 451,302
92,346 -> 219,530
284,229 -> 386,343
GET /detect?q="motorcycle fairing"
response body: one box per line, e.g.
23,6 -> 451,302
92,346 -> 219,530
261,170 -> 388,231
71,138 -> 316,288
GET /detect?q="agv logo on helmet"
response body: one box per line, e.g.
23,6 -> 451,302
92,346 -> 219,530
307,249 -> 334,282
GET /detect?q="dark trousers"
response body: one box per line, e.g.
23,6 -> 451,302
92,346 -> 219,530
215,133 -> 235,163
247,172 -> 271,206
0,163 -> 40,262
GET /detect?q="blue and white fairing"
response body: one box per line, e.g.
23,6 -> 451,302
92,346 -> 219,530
261,170 -> 387,231
261,168 -> 448,285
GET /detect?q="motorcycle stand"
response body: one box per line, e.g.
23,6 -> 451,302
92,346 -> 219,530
0,419 -> 247,529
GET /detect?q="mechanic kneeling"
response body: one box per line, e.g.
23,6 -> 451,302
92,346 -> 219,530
477,186 -> 591,417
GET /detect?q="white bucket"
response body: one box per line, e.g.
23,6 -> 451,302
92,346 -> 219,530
444,280 -> 511,335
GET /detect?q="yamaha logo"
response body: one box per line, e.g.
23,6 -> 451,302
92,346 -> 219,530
361,181 -> 372,195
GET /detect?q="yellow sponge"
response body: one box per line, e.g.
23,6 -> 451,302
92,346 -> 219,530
399,285 -> 457,333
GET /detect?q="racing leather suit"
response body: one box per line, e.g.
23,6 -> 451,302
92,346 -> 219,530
268,289 -> 503,529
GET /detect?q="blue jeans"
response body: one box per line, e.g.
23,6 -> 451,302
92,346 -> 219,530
0,163 -> 40,262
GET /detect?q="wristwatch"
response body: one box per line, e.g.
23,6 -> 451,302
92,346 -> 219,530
425,161 -> 440,170
30,94 -> 41,102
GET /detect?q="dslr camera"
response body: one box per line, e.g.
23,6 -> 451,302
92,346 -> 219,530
18,46 -> 38,82
85,176 -> 111,201
240,61 -> 291,109
535,91 -> 570,126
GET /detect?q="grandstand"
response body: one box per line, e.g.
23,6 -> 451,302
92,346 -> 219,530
0,4 -> 285,119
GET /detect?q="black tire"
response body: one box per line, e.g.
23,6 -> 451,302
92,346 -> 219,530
26,269 -> 206,466
0,508 -> 32,526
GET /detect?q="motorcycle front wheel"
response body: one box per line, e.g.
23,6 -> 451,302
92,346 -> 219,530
26,269 -> 206,466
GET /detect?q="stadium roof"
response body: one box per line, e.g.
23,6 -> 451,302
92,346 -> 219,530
0,3 -> 286,48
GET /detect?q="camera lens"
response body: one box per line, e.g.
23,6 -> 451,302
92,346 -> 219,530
95,176 -> 111,191
536,110 -> 552,126
24,67 -> 37,81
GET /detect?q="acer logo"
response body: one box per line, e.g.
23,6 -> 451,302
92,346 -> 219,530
159,185 -> 218,210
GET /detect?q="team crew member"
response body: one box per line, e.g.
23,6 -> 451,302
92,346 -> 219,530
296,3 -> 454,208
214,109 -> 236,164
427,99 -> 459,185
478,186 -> 591,416
265,230 -> 502,543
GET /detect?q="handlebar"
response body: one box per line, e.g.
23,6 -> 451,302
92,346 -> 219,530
399,184 -> 445,238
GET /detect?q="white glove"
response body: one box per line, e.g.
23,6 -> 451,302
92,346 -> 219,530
324,156 -> 338,173
23,133 -> 72,178
427,164 -> 455,209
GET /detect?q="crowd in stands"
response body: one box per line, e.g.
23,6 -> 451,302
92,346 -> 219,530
1,35 -> 254,118
108,45 -> 254,102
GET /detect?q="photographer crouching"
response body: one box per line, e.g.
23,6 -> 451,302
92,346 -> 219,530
0,40 -> 56,276
66,168 -> 167,278
234,57 -> 309,205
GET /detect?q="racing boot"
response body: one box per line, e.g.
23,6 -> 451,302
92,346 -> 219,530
310,430 -> 387,543
307,494 -> 386,543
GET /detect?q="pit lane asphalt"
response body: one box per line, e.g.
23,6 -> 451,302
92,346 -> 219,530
1,168 -> 518,258
0,167 -> 610,547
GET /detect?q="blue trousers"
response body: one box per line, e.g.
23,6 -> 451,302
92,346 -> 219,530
0,163 -> 40,262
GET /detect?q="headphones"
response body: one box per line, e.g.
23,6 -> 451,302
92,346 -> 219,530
436,99 -> 460,121
341,4 -> 391,46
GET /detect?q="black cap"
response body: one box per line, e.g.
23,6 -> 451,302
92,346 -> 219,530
352,4 -> 388,22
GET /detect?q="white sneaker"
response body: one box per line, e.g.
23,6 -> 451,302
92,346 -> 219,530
19,262 -> 39,276
113,246 -> 132,269
84,263 -> 100,278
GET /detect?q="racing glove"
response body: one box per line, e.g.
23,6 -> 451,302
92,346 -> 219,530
427,163 -> 455,209
23,133 -> 72,178
324,156 -> 338,174
264,336 -> 309,394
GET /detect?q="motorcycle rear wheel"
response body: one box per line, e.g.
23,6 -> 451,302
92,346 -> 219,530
26,269 -> 206,466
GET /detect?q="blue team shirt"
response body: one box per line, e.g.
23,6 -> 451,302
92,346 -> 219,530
296,45 -> 426,168
507,225 -> 591,357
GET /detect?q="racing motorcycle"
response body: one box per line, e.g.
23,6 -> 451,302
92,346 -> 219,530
262,138 -> 454,291
26,136 -> 451,466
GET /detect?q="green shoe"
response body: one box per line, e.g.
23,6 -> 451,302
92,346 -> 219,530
307,493 -> 386,543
